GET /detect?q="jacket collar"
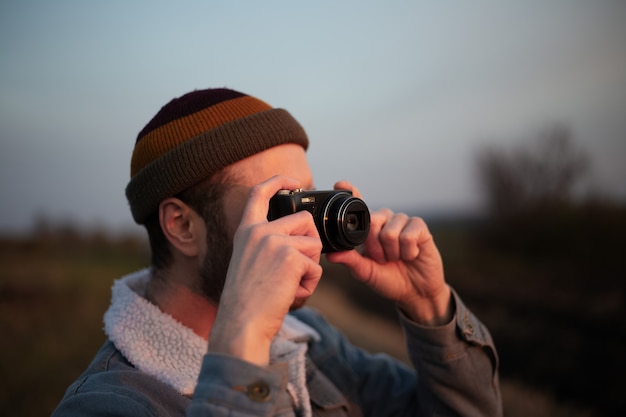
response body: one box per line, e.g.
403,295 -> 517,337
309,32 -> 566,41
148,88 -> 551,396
103,269 -> 320,398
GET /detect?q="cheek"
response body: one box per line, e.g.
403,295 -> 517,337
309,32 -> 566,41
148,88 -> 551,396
222,187 -> 250,239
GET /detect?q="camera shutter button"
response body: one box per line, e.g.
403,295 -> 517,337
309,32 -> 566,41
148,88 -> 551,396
276,189 -> 300,195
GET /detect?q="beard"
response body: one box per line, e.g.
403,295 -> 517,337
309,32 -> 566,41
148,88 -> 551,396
198,210 -> 233,305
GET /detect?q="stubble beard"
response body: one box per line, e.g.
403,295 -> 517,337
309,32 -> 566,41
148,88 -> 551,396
199,220 -> 232,305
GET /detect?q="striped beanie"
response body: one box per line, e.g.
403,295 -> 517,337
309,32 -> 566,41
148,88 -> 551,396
125,88 -> 309,224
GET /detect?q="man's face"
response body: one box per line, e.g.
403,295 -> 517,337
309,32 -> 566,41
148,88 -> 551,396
219,144 -> 314,240
198,144 -> 314,304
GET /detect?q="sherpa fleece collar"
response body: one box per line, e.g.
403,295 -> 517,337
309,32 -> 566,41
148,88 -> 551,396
103,269 -> 320,398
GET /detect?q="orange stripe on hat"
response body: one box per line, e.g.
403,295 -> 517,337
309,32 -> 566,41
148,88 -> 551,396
131,95 -> 272,177
126,88 -> 309,224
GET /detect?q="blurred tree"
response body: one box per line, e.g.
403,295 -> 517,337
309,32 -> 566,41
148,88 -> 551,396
470,125 -> 626,416
475,125 -> 596,258
477,125 -> 589,219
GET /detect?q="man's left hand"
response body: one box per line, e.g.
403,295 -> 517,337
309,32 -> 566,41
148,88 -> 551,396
325,181 -> 452,326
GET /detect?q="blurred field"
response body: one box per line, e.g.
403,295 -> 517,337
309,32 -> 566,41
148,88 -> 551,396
1,207 -> 624,416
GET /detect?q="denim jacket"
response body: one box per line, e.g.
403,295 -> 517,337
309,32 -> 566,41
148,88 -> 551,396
53,273 -> 501,416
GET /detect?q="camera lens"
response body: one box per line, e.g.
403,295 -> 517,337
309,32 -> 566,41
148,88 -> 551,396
321,192 -> 370,252
345,213 -> 359,232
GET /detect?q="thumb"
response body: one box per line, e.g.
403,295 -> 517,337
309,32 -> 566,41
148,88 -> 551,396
326,250 -> 372,282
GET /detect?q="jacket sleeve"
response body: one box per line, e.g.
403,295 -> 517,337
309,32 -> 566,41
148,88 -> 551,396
186,288 -> 502,417
187,353 -> 293,417
293,288 -> 502,417
401,288 -> 502,416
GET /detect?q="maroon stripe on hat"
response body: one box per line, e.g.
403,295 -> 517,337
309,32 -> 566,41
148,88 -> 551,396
136,88 -> 247,143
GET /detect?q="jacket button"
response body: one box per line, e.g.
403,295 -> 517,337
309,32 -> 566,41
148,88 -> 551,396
463,315 -> 475,336
247,381 -> 271,402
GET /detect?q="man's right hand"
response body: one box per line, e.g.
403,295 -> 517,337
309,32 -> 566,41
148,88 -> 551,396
207,176 -> 323,365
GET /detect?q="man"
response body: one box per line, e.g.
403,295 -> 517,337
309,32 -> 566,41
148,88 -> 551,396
53,88 -> 502,416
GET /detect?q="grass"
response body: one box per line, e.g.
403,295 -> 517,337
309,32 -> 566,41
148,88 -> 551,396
0,234 -> 148,417
1,211 -> 622,416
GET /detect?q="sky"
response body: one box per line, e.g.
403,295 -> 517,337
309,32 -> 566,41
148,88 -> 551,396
1,1 -> 625,235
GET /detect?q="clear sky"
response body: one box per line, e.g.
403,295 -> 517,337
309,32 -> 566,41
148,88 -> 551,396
1,1 -> 625,234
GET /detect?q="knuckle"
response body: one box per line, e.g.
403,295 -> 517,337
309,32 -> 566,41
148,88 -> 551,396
278,245 -> 302,263
233,224 -> 251,242
399,230 -> 415,246
395,212 -> 409,221
379,227 -> 398,245
379,208 -> 394,217
412,216 -> 428,229
247,225 -> 266,242
260,232 -> 283,251
247,184 -> 266,201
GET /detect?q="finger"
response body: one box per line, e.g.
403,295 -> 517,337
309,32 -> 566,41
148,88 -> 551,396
279,233 -> 324,261
326,249 -> 374,284
292,234 -> 323,263
242,225 -> 323,265
379,212 -> 410,262
398,217 -> 424,261
294,259 -> 323,299
363,209 -> 393,264
333,180 -> 363,199
405,217 -> 439,262
268,210 -> 320,241
262,238 -> 322,300
240,176 -> 301,225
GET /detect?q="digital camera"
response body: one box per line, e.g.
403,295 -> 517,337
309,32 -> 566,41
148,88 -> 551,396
268,189 -> 371,253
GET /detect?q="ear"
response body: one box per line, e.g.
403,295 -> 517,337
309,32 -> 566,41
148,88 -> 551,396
159,198 -> 204,258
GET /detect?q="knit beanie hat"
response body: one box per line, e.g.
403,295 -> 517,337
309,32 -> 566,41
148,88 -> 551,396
125,88 -> 309,224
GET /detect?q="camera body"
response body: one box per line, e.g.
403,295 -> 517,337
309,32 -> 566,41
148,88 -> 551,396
268,189 -> 371,253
